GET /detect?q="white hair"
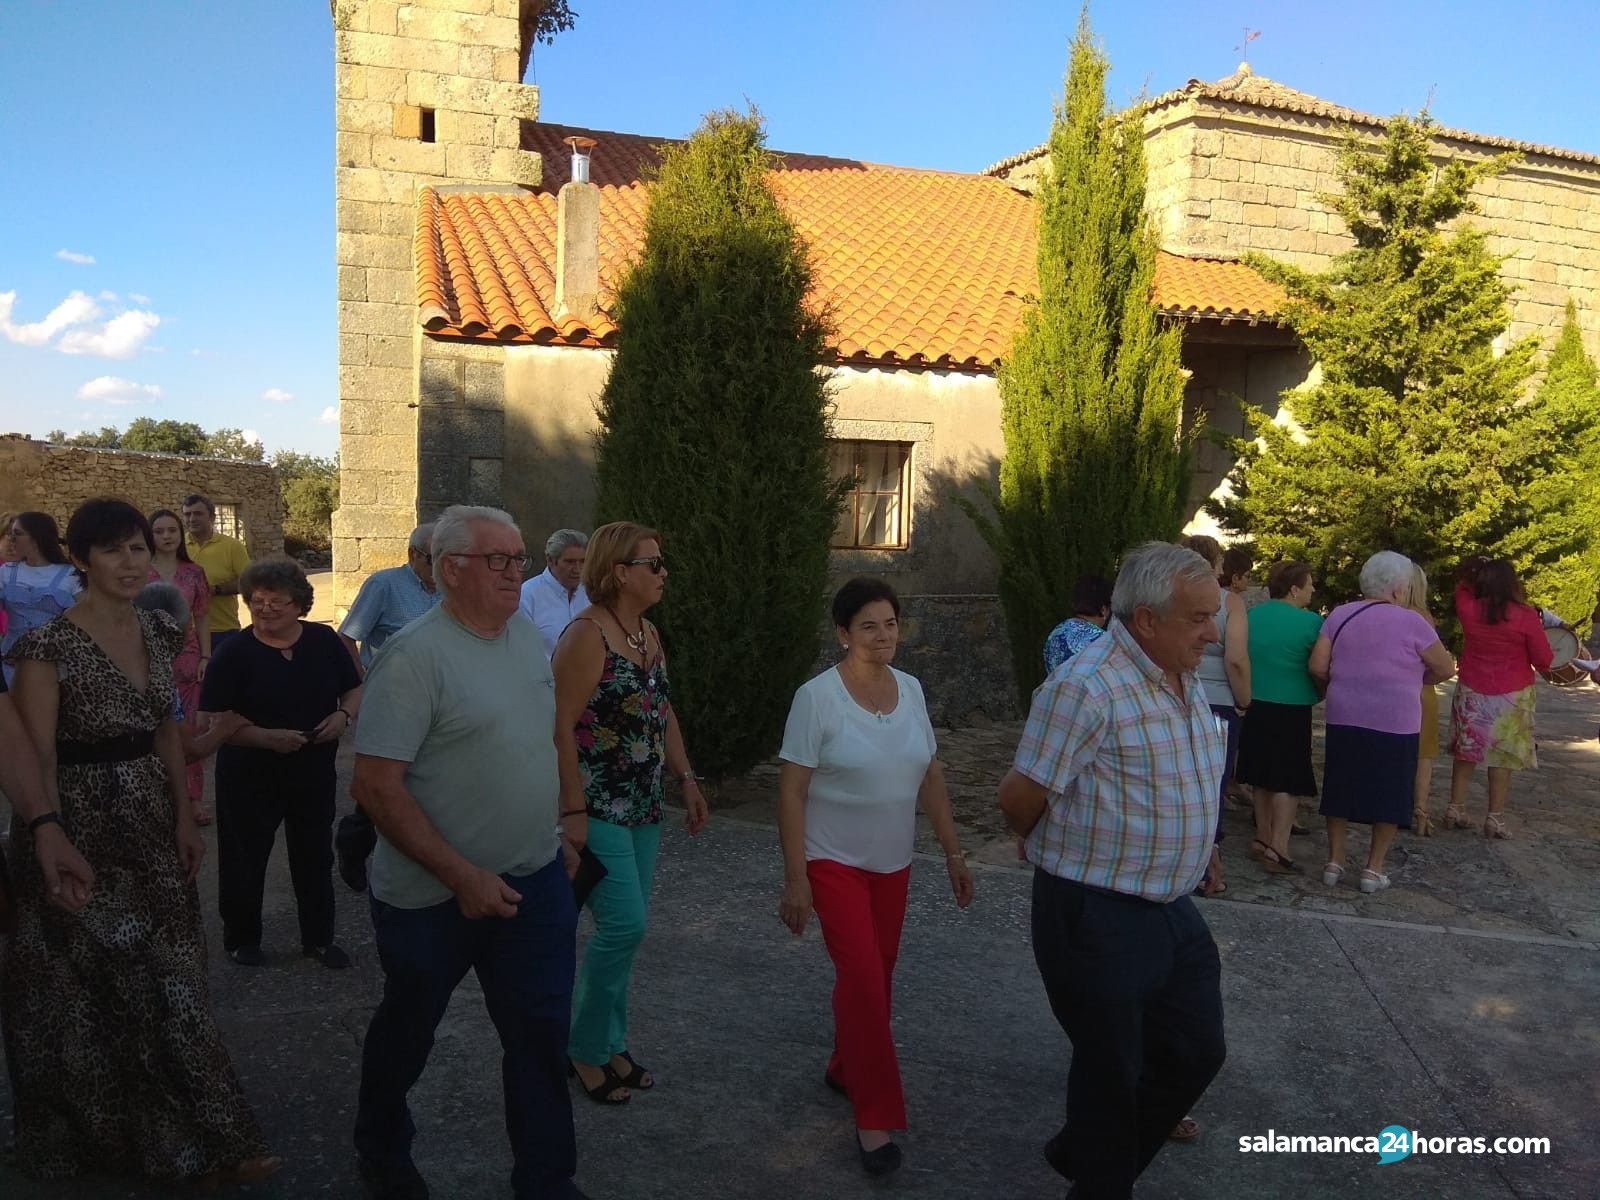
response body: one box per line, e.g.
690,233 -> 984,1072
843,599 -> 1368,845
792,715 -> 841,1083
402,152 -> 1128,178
407,522 -> 436,553
545,528 -> 589,560
431,505 -> 521,591
1358,550 -> 1414,600
1111,542 -> 1215,621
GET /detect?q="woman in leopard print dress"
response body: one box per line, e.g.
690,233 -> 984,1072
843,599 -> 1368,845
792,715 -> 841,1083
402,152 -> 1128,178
2,498 -> 278,1184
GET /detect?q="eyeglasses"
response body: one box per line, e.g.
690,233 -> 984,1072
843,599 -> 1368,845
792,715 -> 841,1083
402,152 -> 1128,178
247,596 -> 295,612
625,556 -> 666,575
451,552 -> 531,573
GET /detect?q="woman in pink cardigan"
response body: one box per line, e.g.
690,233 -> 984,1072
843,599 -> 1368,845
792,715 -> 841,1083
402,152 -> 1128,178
1445,559 -> 1553,838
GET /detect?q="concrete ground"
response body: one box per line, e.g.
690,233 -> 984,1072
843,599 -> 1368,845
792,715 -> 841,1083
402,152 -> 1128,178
3,681 -> 1599,1198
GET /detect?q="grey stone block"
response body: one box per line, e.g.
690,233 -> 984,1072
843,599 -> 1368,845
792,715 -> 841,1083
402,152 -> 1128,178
419,356 -> 461,407
417,452 -> 466,501
430,408 -> 504,457
463,360 -> 505,411
467,457 -> 503,506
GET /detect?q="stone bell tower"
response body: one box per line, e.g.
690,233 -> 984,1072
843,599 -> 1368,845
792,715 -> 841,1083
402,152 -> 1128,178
329,0 -> 544,613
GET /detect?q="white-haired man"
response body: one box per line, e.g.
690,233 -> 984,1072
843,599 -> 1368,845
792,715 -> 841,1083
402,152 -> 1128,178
519,528 -> 589,659
998,541 -> 1228,1199
351,506 -> 590,1200
335,523 -> 443,891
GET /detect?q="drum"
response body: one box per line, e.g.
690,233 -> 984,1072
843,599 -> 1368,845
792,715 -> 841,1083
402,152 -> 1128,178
1541,627 -> 1589,686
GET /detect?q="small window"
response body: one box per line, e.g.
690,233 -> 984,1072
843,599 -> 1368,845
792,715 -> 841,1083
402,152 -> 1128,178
830,441 -> 912,550
420,107 -> 436,143
214,503 -> 244,542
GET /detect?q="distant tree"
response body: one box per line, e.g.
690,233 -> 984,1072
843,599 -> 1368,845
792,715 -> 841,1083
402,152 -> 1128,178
272,450 -> 341,553
203,427 -> 265,463
960,13 -> 1191,698
593,107 -> 842,782
48,426 -> 122,448
1210,115 -> 1597,619
121,418 -> 208,456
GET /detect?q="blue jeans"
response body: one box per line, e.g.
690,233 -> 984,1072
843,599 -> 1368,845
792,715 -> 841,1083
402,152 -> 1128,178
354,856 -> 580,1200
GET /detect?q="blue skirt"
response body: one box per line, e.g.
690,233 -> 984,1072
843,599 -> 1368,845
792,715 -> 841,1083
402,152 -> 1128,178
1319,724 -> 1417,827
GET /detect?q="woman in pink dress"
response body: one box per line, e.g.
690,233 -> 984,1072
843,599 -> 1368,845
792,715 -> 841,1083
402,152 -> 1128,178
147,508 -> 212,822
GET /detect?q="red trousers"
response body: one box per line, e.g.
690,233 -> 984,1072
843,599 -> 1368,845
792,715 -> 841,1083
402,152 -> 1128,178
807,858 -> 911,1130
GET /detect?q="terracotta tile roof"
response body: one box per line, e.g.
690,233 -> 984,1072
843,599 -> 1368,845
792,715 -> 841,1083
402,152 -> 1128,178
987,64 -> 1600,177
1152,252 -> 1288,322
415,122 -> 1283,369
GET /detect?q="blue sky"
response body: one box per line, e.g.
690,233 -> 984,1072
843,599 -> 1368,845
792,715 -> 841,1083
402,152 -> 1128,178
2,0 -> 1596,459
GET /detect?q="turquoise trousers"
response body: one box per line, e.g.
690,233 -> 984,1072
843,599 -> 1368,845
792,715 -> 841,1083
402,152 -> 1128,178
568,817 -> 661,1063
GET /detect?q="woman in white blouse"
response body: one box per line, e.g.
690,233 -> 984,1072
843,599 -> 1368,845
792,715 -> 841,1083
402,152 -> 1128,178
776,577 -> 974,1178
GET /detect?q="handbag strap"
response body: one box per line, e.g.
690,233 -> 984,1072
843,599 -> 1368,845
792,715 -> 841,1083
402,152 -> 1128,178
1328,601 -> 1385,651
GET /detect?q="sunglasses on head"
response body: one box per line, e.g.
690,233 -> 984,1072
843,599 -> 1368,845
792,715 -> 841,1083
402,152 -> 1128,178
625,556 -> 666,575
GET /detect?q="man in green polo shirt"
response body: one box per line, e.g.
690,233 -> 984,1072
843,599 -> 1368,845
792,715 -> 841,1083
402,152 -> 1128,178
182,493 -> 251,654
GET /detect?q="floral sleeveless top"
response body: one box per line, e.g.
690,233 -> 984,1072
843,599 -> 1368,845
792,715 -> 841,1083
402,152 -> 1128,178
574,619 -> 672,826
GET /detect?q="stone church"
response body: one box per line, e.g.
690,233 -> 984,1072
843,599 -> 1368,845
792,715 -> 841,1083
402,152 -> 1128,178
331,0 -> 1600,715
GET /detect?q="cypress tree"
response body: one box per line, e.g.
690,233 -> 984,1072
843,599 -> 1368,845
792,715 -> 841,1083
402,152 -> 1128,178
964,13 -> 1190,698
1211,115 -> 1598,617
593,108 -> 841,782
1525,301 -> 1600,620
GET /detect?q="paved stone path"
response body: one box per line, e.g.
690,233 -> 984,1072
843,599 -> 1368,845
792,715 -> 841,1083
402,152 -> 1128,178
3,680 -> 1597,1198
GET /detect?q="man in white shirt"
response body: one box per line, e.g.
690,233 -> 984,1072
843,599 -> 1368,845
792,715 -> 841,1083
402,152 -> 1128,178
519,529 -> 589,659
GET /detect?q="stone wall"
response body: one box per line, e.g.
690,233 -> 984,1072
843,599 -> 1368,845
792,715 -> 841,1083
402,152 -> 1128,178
331,0 -> 543,616
1143,99 -> 1600,354
0,435 -> 283,554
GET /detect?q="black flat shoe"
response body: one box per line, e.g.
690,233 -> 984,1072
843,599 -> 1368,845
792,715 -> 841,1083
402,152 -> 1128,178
304,944 -> 352,969
228,946 -> 264,967
823,1069 -> 848,1097
1044,1129 -> 1073,1180
357,1154 -> 429,1200
857,1136 -> 901,1177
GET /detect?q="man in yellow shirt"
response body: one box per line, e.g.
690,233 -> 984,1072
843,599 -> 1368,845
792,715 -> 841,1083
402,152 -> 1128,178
183,493 -> 252,655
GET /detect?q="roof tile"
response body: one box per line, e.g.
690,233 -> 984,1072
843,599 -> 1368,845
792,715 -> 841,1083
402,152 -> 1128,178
414,122 -> 1285,369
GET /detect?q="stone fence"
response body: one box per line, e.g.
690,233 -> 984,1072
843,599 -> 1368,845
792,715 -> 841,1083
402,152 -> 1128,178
0,435 -> 283,555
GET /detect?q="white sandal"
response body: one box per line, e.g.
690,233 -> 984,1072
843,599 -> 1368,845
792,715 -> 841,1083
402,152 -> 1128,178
1484,813 -> 1511,840
1359,869 -> 1391,894
1321,862 -> 1344,887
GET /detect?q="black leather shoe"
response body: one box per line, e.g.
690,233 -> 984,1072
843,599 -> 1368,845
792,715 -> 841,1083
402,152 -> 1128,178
1044,1129 -> 1074,1180
357,1155 -> 429,1200
857,1136 -> 902,1177
303,944 -> 352,969
227,946 -> 264,967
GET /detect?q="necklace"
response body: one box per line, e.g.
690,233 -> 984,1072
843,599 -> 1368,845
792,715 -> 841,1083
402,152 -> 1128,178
606,606 -> 650,658
844,662 -> 895,721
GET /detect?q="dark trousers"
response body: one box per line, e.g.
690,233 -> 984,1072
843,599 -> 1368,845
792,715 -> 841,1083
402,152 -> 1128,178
1031,870 -> 1226,1200
216,761 -> 336,951
354,857 -> 580,1200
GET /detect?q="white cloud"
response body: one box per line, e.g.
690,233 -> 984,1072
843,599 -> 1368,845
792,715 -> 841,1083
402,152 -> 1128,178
56,249 -> 96,265
58,309 -> 161,359
76,375 -> 162,405
318,405 -> 339,425
241,429 -> 262,446
129,293 -> 151,305
262,387 -> 294,404
0,290 -> 101,346
97,290 -> 118,301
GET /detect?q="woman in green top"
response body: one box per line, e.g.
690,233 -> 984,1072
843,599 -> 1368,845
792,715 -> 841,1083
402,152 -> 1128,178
1236,561 -> 1323,873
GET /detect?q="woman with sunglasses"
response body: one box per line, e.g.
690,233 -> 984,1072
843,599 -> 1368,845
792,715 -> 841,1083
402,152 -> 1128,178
1,511 -> 81,686
552,521 -> 708,1105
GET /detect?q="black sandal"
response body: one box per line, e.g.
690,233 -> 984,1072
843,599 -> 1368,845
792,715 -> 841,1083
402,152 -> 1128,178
613,1051 -> 654,1091
568,1060 -> 630,1104
1251,840 -> 1300,875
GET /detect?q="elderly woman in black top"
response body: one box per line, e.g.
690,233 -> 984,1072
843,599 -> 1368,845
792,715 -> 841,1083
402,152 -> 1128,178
201,556 -> 361,968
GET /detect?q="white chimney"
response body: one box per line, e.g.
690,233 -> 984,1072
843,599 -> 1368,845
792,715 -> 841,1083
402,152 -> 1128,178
555,136 -> 599,323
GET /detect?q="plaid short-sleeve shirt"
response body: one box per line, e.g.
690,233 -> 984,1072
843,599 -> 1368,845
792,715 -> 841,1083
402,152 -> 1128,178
1013,620 -> 1225,903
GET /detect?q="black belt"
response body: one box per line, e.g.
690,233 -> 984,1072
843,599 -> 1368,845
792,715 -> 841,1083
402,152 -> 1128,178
55,732 -> 155,765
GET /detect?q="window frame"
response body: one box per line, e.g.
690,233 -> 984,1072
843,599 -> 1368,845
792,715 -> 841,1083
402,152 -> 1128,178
829,439 -> 914,551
